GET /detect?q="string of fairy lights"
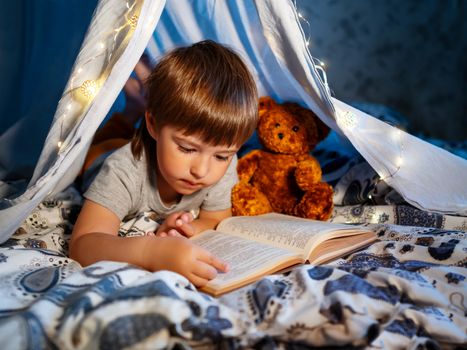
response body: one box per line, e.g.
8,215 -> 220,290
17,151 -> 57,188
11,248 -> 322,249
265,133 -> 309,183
337,110 -> 405,188
381,127 -> 405,181
292,0 -> 329,91
55,1 -> 141,153
371,126 -> 405,201
1,2 -> 144,207
293,1 -> 405,189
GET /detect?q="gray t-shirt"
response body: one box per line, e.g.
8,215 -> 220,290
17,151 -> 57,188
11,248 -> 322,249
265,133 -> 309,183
84,143 -> 238,221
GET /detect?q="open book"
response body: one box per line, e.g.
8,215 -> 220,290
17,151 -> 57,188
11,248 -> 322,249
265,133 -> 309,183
191,213 -> 377,296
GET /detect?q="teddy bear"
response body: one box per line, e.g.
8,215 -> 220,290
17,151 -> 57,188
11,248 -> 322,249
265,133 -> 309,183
231,96 -> 334,220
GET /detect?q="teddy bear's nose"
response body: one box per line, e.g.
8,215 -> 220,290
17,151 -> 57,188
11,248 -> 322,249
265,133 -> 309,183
278,133 -> 284,139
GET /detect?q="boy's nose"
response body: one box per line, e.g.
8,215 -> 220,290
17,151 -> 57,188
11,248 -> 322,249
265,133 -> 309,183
190,156 -> 209,179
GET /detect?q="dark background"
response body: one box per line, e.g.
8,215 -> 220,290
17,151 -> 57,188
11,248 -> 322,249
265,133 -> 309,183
297,0 -> 466,141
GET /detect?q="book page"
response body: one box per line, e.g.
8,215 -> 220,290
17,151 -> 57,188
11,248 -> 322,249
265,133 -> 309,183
307,232 -> 377,264
191,230 -> 301,288
217,213 -> 369,255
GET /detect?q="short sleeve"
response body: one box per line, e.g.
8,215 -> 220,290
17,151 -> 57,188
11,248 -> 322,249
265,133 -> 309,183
201,155 -> 238,211
84,147 -> 140,220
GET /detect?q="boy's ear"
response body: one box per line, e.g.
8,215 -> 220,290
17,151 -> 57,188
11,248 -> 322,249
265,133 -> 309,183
145,111 -> 158,140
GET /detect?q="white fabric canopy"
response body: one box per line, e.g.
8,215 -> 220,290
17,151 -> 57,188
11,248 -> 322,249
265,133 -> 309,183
0,0 -> 465,242
333,99 -> 467,215
0,0 -> 166,240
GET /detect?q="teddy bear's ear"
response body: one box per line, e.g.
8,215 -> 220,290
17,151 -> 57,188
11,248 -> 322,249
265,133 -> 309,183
258,96 -> 276,119
283,102 -> 330,143
313,115 -> 331,142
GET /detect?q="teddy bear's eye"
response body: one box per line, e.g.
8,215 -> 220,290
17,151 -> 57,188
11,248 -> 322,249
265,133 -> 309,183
275,123 -> 280,128
292,126 -> 299,132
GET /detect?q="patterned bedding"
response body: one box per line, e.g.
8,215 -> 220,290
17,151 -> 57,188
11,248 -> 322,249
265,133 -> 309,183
2,100 -> 466,349
0,186 -> 465,349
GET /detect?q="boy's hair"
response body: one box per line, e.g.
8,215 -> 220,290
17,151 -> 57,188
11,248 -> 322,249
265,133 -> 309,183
131,40 -> 258,160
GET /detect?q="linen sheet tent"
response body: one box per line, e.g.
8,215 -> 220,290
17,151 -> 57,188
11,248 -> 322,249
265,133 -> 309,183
0,0 -> 466,242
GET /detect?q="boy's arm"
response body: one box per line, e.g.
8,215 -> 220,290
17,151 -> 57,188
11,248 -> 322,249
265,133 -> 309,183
70,200 -> 228,286
70,200 -> 130,266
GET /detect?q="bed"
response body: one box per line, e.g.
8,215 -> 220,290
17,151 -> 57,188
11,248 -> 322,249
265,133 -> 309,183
1,164 -> 465,349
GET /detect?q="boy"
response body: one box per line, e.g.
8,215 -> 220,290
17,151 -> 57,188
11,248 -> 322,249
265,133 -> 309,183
70,40 -> 258,287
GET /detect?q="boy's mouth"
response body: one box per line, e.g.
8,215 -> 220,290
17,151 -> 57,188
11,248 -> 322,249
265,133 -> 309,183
180,179 -> 202,188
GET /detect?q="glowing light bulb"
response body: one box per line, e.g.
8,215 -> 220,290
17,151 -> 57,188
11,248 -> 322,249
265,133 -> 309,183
129,14 -> 139,29
57,141 -> 63,149
391,128 -> 402,142
80,80 -> 99,100
99,42 -> 105,49
339,111 -> 357,130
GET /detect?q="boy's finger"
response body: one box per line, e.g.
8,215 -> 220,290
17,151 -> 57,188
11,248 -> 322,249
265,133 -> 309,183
177,223 -> 195,238
175,213 -> 192,227
187,273 -> 209,287
181,212 -> 193,223
198,250 -> 229,273
192,262 -> 218,280
169,211 -> 185,224
168,229 -> 182,237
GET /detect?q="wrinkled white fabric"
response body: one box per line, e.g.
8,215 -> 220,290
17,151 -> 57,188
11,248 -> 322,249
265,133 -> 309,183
333,99 -> 467,215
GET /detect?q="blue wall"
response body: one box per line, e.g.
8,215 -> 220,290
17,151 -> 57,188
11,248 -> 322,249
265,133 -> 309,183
297,0 -> 466,141
0,0 -> 96,178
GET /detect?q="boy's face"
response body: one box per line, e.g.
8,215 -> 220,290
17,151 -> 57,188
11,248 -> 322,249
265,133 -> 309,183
149,123 -> 239,204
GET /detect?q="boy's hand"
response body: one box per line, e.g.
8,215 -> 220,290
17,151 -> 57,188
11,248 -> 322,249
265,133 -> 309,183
145,236 -> 229,287
155,211 -> 195,238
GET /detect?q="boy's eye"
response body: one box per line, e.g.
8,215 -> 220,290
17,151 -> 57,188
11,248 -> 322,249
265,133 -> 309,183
215,155 -> 229,162
178,145 -> 196,153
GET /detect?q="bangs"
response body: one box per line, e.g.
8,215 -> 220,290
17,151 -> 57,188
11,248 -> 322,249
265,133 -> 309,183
145,40 -> 258,147
166,88 -> 258,147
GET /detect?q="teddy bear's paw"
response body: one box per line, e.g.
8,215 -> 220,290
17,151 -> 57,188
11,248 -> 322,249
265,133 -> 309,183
295,158 -> 322,190
294,183 -> 334,221
231,183 -> 273,216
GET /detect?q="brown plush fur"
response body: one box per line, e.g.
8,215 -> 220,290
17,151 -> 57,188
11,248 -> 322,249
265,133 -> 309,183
232,97 -> 334,220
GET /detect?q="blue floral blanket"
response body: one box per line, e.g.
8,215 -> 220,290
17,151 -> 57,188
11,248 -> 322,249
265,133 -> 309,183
0,188 -> 465,349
